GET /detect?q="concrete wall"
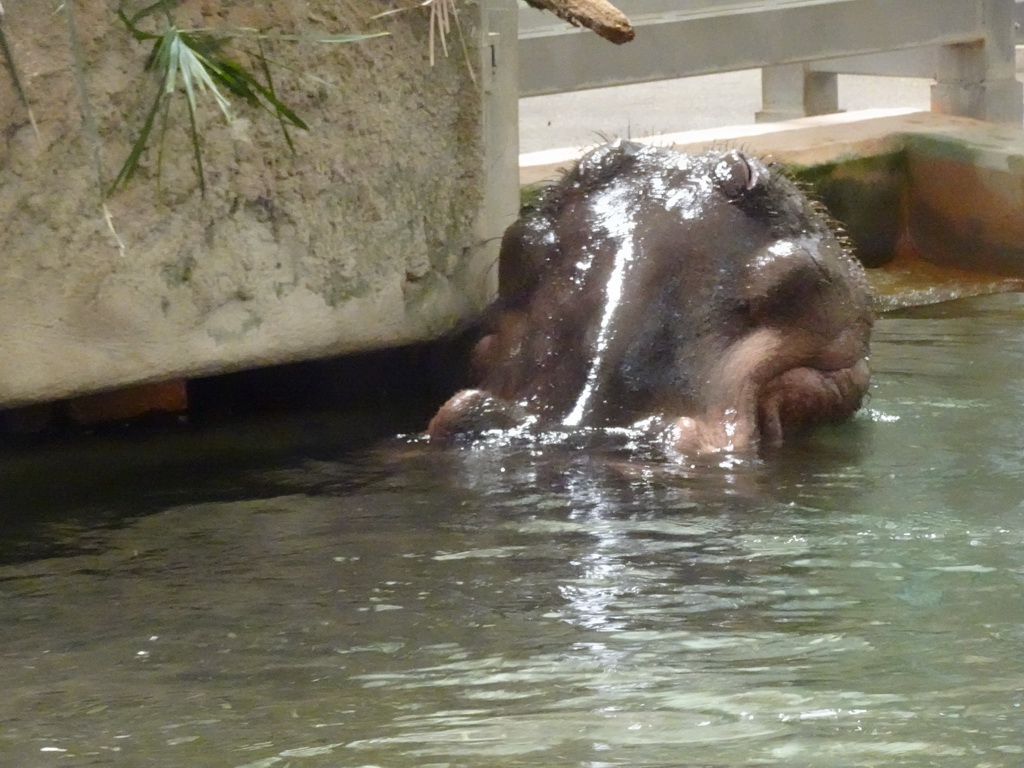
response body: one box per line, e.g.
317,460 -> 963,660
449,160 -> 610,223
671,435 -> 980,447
0,0 -> 514,408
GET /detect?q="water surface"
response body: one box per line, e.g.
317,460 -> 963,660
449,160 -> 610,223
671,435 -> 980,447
3,294 -> 1024,767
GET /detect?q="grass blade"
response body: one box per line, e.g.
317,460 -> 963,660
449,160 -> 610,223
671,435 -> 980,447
183,80 -> 205,196
172,34 -> 233,121
255,37 -> 295,151
117,5 -> 160,41
154,92 -> 172,192
127,0 -> 179,29
109,81 -> 167,193
243,30 -> 389,44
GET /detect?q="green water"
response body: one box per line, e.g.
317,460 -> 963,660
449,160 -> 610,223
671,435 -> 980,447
2,294 -> 1024,767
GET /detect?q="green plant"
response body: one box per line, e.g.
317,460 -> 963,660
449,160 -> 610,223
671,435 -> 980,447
110,1 -> 387,196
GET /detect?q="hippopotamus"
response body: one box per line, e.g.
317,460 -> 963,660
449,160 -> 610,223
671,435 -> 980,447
428,140 -> 874,455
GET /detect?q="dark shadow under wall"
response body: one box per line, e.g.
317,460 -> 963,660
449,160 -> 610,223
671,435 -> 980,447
0,327 -> 484,529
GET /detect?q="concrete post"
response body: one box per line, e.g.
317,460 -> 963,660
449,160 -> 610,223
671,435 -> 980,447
757,63 -> 840,123
931,0 -> 1023,124
478,0 -> 521,300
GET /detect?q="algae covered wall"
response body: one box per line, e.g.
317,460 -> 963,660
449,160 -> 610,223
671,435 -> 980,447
0,0 -> 500,407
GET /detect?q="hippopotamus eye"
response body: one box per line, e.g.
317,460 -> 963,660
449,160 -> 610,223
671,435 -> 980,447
715,151 -> 761,198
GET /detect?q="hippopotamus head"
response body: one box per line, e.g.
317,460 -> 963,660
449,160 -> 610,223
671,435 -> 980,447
429,140 -> 874,455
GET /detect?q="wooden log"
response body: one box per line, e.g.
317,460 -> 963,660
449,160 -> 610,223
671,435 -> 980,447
523,0 -> 635,44
66,381 -> 188,425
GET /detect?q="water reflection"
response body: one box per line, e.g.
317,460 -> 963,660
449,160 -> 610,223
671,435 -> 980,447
1,295 -> 1024,766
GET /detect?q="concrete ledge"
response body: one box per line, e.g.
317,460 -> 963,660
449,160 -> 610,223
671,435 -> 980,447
519,108 -> 1002,185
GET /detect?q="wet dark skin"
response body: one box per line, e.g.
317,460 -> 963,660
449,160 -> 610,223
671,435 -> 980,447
429,140 -> 874,456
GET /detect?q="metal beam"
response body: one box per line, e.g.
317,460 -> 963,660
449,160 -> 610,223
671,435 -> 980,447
519,0 -> 986,96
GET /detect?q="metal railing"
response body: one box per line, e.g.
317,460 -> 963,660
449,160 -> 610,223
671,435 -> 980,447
516,0 -> 1023,124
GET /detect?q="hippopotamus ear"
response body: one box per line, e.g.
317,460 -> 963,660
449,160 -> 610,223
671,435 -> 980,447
714,150 -> 764,199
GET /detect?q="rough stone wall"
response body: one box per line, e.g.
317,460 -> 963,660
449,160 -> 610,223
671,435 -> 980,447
0,0 -> 491,406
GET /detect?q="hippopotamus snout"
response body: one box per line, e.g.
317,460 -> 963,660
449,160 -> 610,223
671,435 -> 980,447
428,141 -> 874,456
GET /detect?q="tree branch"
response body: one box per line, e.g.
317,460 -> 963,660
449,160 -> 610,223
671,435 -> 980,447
523,0 -> 634,45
